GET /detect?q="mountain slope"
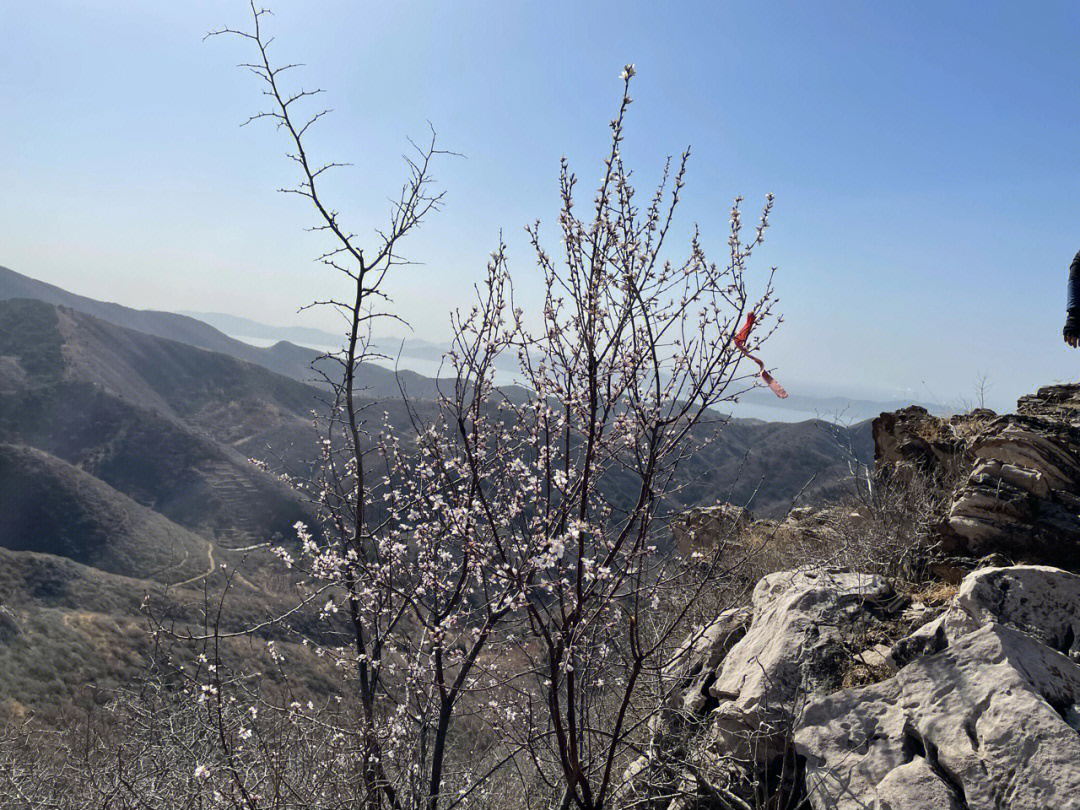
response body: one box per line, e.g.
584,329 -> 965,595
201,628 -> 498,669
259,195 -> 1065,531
0,299 -> 315,544
0,271 -> 884,726
53,302 -> 320,437
0,296 -> 874,523
0,443 -> 209,583
0,266 -> 442,396
0,266 -> 337,384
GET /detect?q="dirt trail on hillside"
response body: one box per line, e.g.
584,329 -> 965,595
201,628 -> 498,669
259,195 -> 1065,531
173,540 -> 215,588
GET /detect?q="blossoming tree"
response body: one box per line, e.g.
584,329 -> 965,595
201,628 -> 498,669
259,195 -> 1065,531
175,8 -> 781,810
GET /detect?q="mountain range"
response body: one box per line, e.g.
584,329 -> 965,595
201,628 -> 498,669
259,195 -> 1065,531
181,304 -> 944,424
0,265 -> 879,717
0,265 -> 446,399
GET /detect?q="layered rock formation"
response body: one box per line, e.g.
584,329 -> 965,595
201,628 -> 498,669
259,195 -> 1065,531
642,384 -> 1080,810
873,384 -> 1080,566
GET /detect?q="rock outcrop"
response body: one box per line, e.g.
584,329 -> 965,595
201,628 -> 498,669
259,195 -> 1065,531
889,565 -> 1080,670
797,622 -> 1080,810
624,568 -> 896,807
652,606 -> 753,735
870,384 -> 1080,566
644,561 -> 1080,810
872,405 -> 970,472
646,384 -> 1080,810
704,568 -> 893,762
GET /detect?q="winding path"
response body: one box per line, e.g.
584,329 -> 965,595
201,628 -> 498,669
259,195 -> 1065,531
173,540 -> 216,588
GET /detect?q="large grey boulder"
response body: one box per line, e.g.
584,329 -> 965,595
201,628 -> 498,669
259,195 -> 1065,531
889,565 -> 1080,670
796,623 -> 1080,810
706,568 -> 892,762
619,567 -> 893,809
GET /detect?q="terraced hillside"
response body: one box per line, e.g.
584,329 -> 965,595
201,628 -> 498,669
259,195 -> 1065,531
0,300 -> 340,718
0,299 -> 316,539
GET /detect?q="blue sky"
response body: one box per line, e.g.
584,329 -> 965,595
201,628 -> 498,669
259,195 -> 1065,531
3,0 -> 1079,410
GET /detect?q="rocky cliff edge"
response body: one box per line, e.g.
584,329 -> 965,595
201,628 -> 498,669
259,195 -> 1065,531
628,384 -> 1080,810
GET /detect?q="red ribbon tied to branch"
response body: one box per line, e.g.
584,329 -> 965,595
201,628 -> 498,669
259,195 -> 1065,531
733,312 -> 788,399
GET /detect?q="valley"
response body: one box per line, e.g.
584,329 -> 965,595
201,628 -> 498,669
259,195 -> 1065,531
0,267 -> 875,719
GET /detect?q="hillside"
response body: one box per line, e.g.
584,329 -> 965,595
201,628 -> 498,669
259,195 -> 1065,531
670,415 -> 873,516
0,298 -> 314,544
0,444 -> 209,583
0,265 -> 291,368
0,288 -> 876,518
0,265 -> 442,397
0,292 -> 879,545
0,542 -> 340,718
0,277 -> 879,726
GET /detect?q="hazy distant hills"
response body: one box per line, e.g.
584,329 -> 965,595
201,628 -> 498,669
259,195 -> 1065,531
181,304 -> 942,423
179,310 -> 344,349
0,266 -> 881,716
0,265 -> 441,397
4,267 -> 912,419
181,309 -> 472,370
0,267 -> 879,519
0,264 -> 273,363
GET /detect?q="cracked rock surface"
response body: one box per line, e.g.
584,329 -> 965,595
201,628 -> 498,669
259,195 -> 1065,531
706,568 -> 893,762
621,568 -> 893,808
889,565 -> 1080,669
795,623 -> 1080,810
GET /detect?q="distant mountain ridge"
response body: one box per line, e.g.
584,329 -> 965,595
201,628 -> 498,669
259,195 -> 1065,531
0,266 -> 885,719
0,269 -> 879,522
0,266 -> 452,399
0,265 -> 270,359
178,310 -> 345,349
733,386 -> 945,423
0,275 -> 882,547
183,302 -> 944,422
0,266 -> 338,387
179,309 -> 466,378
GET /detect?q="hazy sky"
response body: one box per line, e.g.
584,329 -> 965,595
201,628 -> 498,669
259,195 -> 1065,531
3,0 -> 1080,410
